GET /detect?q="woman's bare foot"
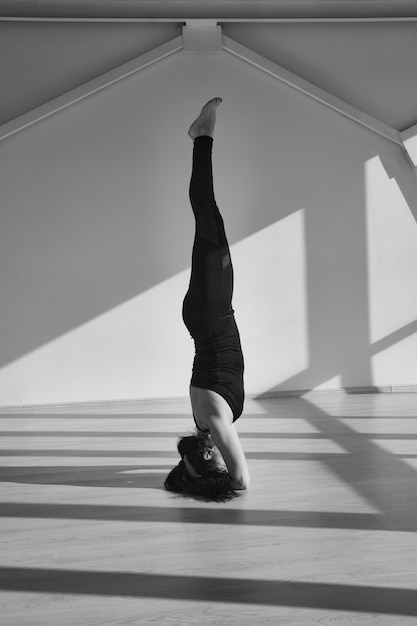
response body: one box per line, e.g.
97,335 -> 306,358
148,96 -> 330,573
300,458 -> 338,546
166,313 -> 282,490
188,97 -> 222,140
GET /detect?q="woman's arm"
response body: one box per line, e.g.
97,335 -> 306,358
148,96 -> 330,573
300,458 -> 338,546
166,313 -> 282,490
206,413 -> 250,490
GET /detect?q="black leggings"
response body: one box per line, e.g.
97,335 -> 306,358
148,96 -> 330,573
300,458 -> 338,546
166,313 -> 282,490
182,136 -> 233,325
182,136 -> 244,421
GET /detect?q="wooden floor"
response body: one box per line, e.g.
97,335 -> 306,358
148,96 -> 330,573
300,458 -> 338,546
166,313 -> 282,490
1,392 -> 417,625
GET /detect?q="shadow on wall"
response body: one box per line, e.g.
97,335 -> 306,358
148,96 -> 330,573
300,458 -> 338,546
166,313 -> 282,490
1,50 -> 417,402
255,148 -> 417,395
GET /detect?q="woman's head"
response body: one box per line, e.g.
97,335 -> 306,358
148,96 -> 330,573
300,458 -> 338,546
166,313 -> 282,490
177,434 -> 224,474
164,434 -> 237,502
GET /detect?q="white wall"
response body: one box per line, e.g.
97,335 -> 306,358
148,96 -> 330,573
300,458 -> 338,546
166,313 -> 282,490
1,27 -> 417,406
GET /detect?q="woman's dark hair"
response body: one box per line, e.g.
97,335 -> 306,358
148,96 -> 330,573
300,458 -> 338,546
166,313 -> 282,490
164,434 -> 237,502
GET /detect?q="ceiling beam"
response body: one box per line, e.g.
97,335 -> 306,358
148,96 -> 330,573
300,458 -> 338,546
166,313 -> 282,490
0,36 -> 183,142
400,124 -> 417,167
1,0 -> 417,21
183,22 -> 223,51
223,35 -> 402,147
0,24 -> 405,154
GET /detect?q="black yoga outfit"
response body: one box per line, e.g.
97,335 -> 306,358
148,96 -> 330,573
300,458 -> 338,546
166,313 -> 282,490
182,136 -> 244,422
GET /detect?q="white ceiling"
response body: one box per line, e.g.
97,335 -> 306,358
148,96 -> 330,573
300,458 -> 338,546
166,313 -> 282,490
1,0 -> 417,20
0,2 -> 416,132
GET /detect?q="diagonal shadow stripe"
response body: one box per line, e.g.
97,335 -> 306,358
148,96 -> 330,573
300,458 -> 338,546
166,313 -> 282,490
0,465 -> 170,489
370,319 -> 417,356
2,431 -> 416,439
0,450 -> 348,459
0,501 -> 384,530
0,414 -> 191,419
0,449 -> 178,458
0,431 -> 186,438
297,398 -> 417,531
0,567 -> 416,614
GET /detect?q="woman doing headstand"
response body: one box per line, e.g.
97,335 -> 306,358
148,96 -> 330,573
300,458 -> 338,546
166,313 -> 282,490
165,98 -> 250,501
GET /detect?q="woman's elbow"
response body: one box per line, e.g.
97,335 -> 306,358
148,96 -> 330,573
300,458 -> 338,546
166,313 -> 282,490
232,474 -> 250,491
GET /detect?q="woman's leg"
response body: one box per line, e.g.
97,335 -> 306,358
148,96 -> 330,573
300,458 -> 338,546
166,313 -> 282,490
183,133 -> 234,326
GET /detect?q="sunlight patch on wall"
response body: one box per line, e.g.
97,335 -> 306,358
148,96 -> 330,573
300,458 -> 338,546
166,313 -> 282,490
371,332 -> 417,387
0,270 -> 194,406
307,375 -> 342,392
365,155 -> 417,385
0,212 -> 307,406
232,209 -> 308,395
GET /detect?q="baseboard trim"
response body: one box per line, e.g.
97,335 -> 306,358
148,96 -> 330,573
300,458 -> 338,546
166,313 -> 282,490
258,384 -> 417,398
0,385 -> 416,413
